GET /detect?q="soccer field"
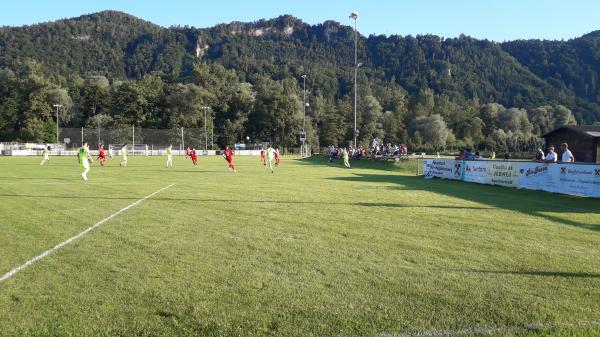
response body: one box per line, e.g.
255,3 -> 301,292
0,155 -> 599,337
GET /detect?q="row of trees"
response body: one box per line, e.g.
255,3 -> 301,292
0,59 -> 577,152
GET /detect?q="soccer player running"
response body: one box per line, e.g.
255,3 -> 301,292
191,148 -> 198,166
266,144 -> 275,174
185,146 -> 191,160
97,144 -> 107,166
78,142 -> 92,181
119,143 -> 128,167
274,148 -> 281,166
260,148 -> 266,165
223,146 -> 236,173
166,144 -> 173,168
343,147 -> 351,169
40,144 -> 50,165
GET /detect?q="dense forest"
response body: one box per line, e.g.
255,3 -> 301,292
0,10 -> 598,152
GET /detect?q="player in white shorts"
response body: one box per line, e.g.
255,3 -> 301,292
120,143 -> 128,166
78,142 -> 92,181
166,144 -> 173,168
40,144 -> 50,165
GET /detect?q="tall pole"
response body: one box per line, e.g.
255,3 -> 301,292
181,127 -> 184,155
350,12 -> 359,148
53,104 -> 62,145
302,75 -> 306,133
202,106 -> 209,153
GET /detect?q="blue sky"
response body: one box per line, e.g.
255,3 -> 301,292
1,0 -> 598,41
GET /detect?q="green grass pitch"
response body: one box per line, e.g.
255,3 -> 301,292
0,155 -> 599,337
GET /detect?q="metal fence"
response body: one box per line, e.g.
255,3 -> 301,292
59,127 -> 212,153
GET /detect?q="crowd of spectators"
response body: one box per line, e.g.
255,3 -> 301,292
533,143 -> 575,163
328,137 -> 411,162
328,146 -> 366,161
455,148 -> 484,160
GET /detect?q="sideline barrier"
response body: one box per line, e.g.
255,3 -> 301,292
424,159 -> 600,198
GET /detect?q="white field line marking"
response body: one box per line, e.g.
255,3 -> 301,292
0,183 -> 175,284
346,319 -> 600,337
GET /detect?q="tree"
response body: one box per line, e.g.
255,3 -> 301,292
409,114 -> 449,149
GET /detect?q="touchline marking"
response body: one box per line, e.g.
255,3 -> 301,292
344,319 -> 600,337
0,183 -> 175,284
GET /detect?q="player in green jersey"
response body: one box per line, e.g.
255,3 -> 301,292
166,144 -> 173,168
266,145 -> 275,174
78,142 -> 92,181
343,148 -> 350,169
40,144 -> 50,165
119,144 -> 128,167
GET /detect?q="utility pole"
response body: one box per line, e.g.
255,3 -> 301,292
53,104 -> 63,145
349,12 -> 359,148
201,106 -> 210,153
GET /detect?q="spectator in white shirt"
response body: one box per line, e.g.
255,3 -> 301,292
544,146 -> 557,163
560,143 -> 575,163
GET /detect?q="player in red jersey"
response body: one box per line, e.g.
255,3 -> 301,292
97,144 -> 107,166
223,146 -> 236,173
274,148 -> 281,166
190,148 -> 198,166
185,147 -> 191,160
260,148 -> 266,165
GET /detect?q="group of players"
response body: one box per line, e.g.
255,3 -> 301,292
42,142 -> 281,182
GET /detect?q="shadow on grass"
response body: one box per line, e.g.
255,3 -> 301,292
0,194 -> 496,210
296,155 -> 419,173
326,173 -> 600,232
456,269 -> 600,279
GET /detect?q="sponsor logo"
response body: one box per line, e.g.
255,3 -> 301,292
595,169 -> 600,177
523,165 -> 548,177
454,163 -> 462,176
560,167 -> 567,174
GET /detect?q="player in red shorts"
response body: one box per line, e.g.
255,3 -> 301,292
260,148 -> 266,165
274,148 -> 281,166
223,146 -> 236,173
190,148 -> 198,166
185,146 -> 191,160
97,144 -> 107,166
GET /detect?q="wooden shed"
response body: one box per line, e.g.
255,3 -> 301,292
542,125 -> 600,163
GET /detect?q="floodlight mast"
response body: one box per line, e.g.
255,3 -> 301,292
301,75 -> 307,134
349,11 -> 359,148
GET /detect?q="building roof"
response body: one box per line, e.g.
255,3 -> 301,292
542,125 -> 600,138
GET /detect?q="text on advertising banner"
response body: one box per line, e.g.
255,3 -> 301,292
463,160 -> 489,184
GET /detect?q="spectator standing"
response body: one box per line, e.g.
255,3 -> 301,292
560,143 -> 575,163
544,146 -> 557,163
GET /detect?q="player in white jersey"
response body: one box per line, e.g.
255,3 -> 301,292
166,144 -> 173,168
120,144 -> 128,166
40,144 -> 50,165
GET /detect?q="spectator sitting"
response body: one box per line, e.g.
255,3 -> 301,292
473,151 -> 483,160
533,148 -> 545,162
456,149 -> 465,160
463,148 -> 474,160
543,146 -> 557,163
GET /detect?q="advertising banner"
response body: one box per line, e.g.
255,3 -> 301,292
518,163 -> 555,192
463,160 -> 489,184
551,164 -> 600,198
487,161 -> 520,188
423,158 -> 599,198
424,159 -> 462,180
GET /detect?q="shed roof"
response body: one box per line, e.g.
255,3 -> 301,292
542,125 -> 600,138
